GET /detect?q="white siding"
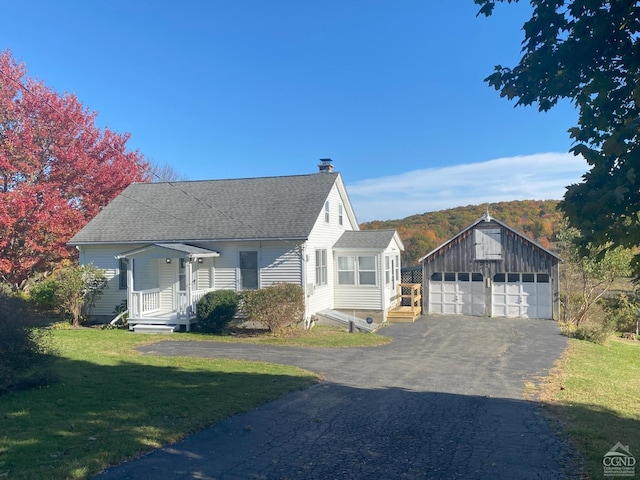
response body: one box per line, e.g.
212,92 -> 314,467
194,258 -> 212,289
260,243 -> 303,286
159,260 -> 175,311
133,257 -> 158,291
333,252 -> 384,310
210,243 -> 242,290
306,181 -> 358,316
335,286 -> 383,310
78,244 -> 145,317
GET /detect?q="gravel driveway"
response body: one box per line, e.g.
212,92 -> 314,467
94,315 -> 580,479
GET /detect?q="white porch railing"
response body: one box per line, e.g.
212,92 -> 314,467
130,288 -> 161,318
130,288 -> 214,319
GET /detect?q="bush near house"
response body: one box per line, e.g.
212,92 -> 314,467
29,278 -> 61,316
196,290 -> 239,333
242,283 -> 304,333
0,292 -> 56,394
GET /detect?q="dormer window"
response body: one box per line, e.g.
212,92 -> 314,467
325,201 -> 330,223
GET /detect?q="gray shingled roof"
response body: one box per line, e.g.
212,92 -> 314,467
69,173 -> 340,243
334,230 -> 399,249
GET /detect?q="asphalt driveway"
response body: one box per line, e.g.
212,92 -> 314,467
94,316 -> 580,479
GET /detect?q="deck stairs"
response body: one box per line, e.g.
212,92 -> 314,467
316,309 -> 379,332
387,283 -> 422,322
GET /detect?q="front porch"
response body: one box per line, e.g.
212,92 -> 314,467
127,288 -> 213,331
117,243 -> 221,332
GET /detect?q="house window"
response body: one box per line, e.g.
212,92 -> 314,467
239,251 -> 258,290
358,256 -> 376,285
324,201 -> 330,223
315,249 -> 327,285
337,256 -> 355,285
337,256 -> 377,286
118,258 -> 128,290
385,256 -> 391,284
395,255 -> 400,285
338,204 -> 343,226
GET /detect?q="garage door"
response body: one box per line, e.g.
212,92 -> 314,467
491,273 -> 552,319
429,272 -> 485,316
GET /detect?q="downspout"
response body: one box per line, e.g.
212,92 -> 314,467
300,242 -> 311,328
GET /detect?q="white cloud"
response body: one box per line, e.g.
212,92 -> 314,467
347,152 -> 589,222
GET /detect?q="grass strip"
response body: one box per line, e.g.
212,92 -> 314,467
540,338 -> 640,480
171,325 -> 392,347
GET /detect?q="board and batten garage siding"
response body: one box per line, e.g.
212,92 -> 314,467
79,244 -> 145,317
424,227 -> 556,274
422,217 -> 561,319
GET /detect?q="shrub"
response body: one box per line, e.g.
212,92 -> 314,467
571,324 -> 611,345
602,292 -> 640,333
196,290 -> 239,333
55,264 -> 107,326
242,283 -> 304,333
29,278 -> 61,315
0,292 -> 56,394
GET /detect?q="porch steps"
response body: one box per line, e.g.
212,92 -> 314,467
131,324 -> 178,334
316,309 -> 378,333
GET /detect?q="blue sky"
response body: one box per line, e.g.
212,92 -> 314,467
2,1 -> 587,222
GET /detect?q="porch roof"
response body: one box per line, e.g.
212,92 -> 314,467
116,243 -> 221,260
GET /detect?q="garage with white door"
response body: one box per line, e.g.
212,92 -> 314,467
421,214 -> 561,320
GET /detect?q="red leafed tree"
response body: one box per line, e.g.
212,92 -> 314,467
0,50 -> 149,291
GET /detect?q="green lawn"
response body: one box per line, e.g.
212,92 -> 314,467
0,329 -> 320,480
173,324 -> 392,348
540,338 -> 640,479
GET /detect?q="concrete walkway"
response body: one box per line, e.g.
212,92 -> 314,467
94,316 -> 581,479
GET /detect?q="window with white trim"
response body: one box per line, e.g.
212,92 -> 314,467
358,256 -> 376,285
338,204 -> 343,226
324,201 -> 330,223
315,249 -> 327,285
385,256 -> 391,284
118,258 -> 128,290
337,256 -> 355,285
337,255 -> 377,286
239,251 -> 258,290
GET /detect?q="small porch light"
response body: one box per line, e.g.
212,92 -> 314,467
166,258 -> 172,264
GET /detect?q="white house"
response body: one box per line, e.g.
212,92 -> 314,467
68,161 -> 405,331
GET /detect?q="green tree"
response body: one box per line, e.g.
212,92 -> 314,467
475,0 -> 640,273
558,226 -> 632,328
54,264 -> 107,327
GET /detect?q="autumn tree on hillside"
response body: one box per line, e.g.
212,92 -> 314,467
476,0 -> 640,273
0,50 -> 149,291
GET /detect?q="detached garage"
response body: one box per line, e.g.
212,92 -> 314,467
420,214 -> 562,320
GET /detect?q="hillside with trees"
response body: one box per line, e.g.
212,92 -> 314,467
361,200 -> 563,266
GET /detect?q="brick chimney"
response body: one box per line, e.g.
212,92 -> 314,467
318,158 -> 334,173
